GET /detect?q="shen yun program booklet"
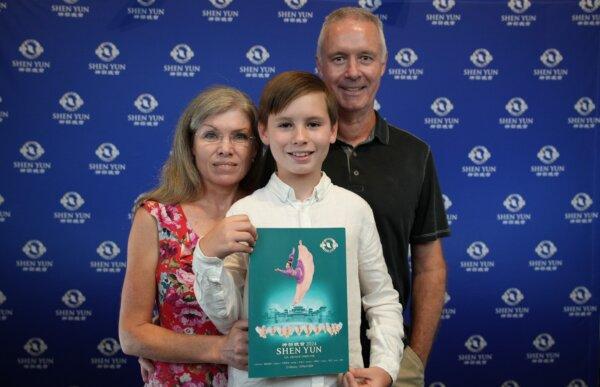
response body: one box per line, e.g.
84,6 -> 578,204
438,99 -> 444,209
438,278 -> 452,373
248,228 -> 348,378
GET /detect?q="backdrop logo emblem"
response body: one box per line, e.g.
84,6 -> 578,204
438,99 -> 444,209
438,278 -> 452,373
137,0 -> 155,6
535,240 -> 557,259
534,49 -> 568,80
567,380 -> 588,387
467,241 -> 489,260
97,338 -> 121,356
540,49 -> 563,67
505,97 -> 528,116
508,0 -> 530,13
536,145 -> 559,165
209,0 -> 233,9
532,333 -> 555,351
62,289 -> 86,308
571,193 -> 593,211
95,143 -> 120,163
134,94 -> 159,113
464,335 -> 487,353
574,97 -> 595,116
60,192 -> 85,211
97,241 -> 121,260
359,0 -> 382,12
468,146 -> 491,165
24,338 -> 48,356
443,194 -> 452,211
285,0 -> 307,10
246,45 -> 270,65
441,292 -> 456,320
430,97 -> 453,117
95,42 -> 120,62
470,48 -> 493,68
433,0 -> 455,12
501,381 -> 520,387
320,238 -> 339,253
579,0 -> 600,12
19,39 -> 44,60
59,92 -> 84,112
395,48 -> 418,67
0,194 -> 4,206
503,194 -> 525,212
20,141 -> 45,161
502,288 -> 524,306
23,240 -> 47,259
443,194 -> 458,225
0,290 -> 5,305
570,286 -> 592,305
170,44 -> 194,64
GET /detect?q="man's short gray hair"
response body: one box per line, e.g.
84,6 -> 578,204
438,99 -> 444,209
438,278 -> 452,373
316,7 -> 387,61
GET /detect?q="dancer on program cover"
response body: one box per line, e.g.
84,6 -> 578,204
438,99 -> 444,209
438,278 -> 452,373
275,240 -> 314,305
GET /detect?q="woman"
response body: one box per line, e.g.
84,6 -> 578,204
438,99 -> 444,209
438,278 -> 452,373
119,86 -> 262,386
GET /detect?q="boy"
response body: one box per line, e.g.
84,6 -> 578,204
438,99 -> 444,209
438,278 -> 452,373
193,71 -> 403,386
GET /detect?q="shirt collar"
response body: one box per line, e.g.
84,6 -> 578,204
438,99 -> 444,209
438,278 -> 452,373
267,172 -> 332,203
335,111 -> 390,147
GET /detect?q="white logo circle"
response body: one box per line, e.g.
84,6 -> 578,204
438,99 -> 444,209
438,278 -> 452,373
374,99 -> 381,111
95,42 -> 120,62
209,0 -> 233,9
537,145 -> 560,165
19,39 -> 44,60
508,0 -> 531,14
470,48 -> 493,68
62,289 -> 86,308
24,338 -> 48,357
501,288 -> 524,306
97,338 -> 122,356
137,0 -> 155,6
95,143 -> 120,162
568,379 -> 589,387
535,240 -> 557,259
60,191 -> 85,211
505,97 -> 528,117
433,0 -> 455,13
134,93 -> 159,113
501,381 -> 520,387
22,240 -> 47,259
570,286 -> 592,305
431,97 -> 454,117
465,335 -> 487,353
442,194 -> 452,211
97,241 -> 121,260
0,194 -> 4,206
503,194 -> 526,213
359,0 -> 382,12
468,146 -> 491,165
467,241 -> 489,260
532,333 -> 555,351
19,141 -> 45,161
246,45 -> 270,65
574,97 -> 595,116
320,238 -> 339,253
285,0 -> 307,10
571,193 -> 593,212
540,49 -> 563,68
59,92 -> 84,112
395,48 -> 418,67
444,292 -> 451,305
0,290 -> 6,305
170,44 -> 194,64
579,0 -> 600,13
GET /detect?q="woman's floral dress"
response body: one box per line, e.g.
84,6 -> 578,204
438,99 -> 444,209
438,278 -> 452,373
142,200 -> 227,387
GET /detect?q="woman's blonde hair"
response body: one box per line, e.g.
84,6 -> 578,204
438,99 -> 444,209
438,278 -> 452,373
137,86 -> 260,207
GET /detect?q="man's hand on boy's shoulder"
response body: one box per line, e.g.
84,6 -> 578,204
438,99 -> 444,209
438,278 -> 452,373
343,366 -> 392,387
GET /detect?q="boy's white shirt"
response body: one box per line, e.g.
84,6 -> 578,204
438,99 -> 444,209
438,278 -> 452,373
192,173 -> 404,386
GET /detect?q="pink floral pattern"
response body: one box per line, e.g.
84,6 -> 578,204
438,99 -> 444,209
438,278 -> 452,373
142,200 -> 226,386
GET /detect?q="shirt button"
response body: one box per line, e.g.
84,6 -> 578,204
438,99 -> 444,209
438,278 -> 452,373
353,170 -> 359,176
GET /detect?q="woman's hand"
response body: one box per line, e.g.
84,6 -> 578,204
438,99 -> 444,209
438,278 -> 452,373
220,319 -> 249,370
138,357 -> 155,383
343,367 -> 392,387
199,215 -> 257,258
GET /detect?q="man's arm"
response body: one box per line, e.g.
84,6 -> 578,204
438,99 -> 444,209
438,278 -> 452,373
409,239 -> 447,366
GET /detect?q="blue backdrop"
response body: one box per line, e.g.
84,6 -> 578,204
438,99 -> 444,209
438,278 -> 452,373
1,1 -> 598,386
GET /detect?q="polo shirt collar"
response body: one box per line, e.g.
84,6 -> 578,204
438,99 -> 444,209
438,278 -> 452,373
267,172 -> 332,203
335,111 -> 390,147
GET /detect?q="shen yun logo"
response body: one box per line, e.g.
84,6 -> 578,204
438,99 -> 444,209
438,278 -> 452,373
465,48 -> 499,81
572,0 -> 600,27
97,338 -> 121,356
498,194 -> 531,225
240,45 -> 275,79
13,39 -> 51,73
129,94 -> 164,127
462,241 -> 494,273
508,0 -> 531,14
202,0 -> 238,23
566,193 -> 597,224
19,141 -> 44,161
467,241 -> 489,259
442,194 -> 457,225
529,240 -> 562,272
165,44 -> 200,77
92,338 -> 127,369
89,42 -> 126,76
51,0 -> 90,18
389,48 -> 423,81
54,91 -> 90,125
426,98 -> 458,129
17,240 -> 53,273
527,333 -> 559,364
460,335 -> 492,365
57,289 -> 92,321
61,289 -> 86,308
97,241 -> 121,260
359,0 -> 381,12
463,145 -> 496,178
531,145 -> 564,177
127,0 -> 165,21
569,97 -> 598,129
90,143 -> 126,176
59,92 -> 83,112
22,240 -> 47,259
95,42 -> 119,62
564,286 -> 597,317
19,338 -> 53,370
497,288 -> 529,319
279,0 -> 312,24
55,192 -> 91,224
534,48 -> 567,81
503,0 -> 536,27
441,291 -> 456,320
24,338 -> 48,357
320,237 -> 338,253
500,97 -> 533,129
504,194 -> 526,212
427,0 -> 461,26
92,241 -> 126,273
535,240 -> 557,259
15,141 -> 51,174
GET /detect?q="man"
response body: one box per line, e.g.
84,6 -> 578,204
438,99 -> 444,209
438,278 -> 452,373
317,7 -> 450,387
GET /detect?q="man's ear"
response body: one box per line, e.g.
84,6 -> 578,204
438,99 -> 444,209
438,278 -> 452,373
330,122 -> 338,144
258,122 -> 269,145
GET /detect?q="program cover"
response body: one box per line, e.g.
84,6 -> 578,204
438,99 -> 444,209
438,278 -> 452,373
248,228 -> 348,379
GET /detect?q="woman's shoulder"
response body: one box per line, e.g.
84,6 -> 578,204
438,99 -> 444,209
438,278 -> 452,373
139,199 -> 184,228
